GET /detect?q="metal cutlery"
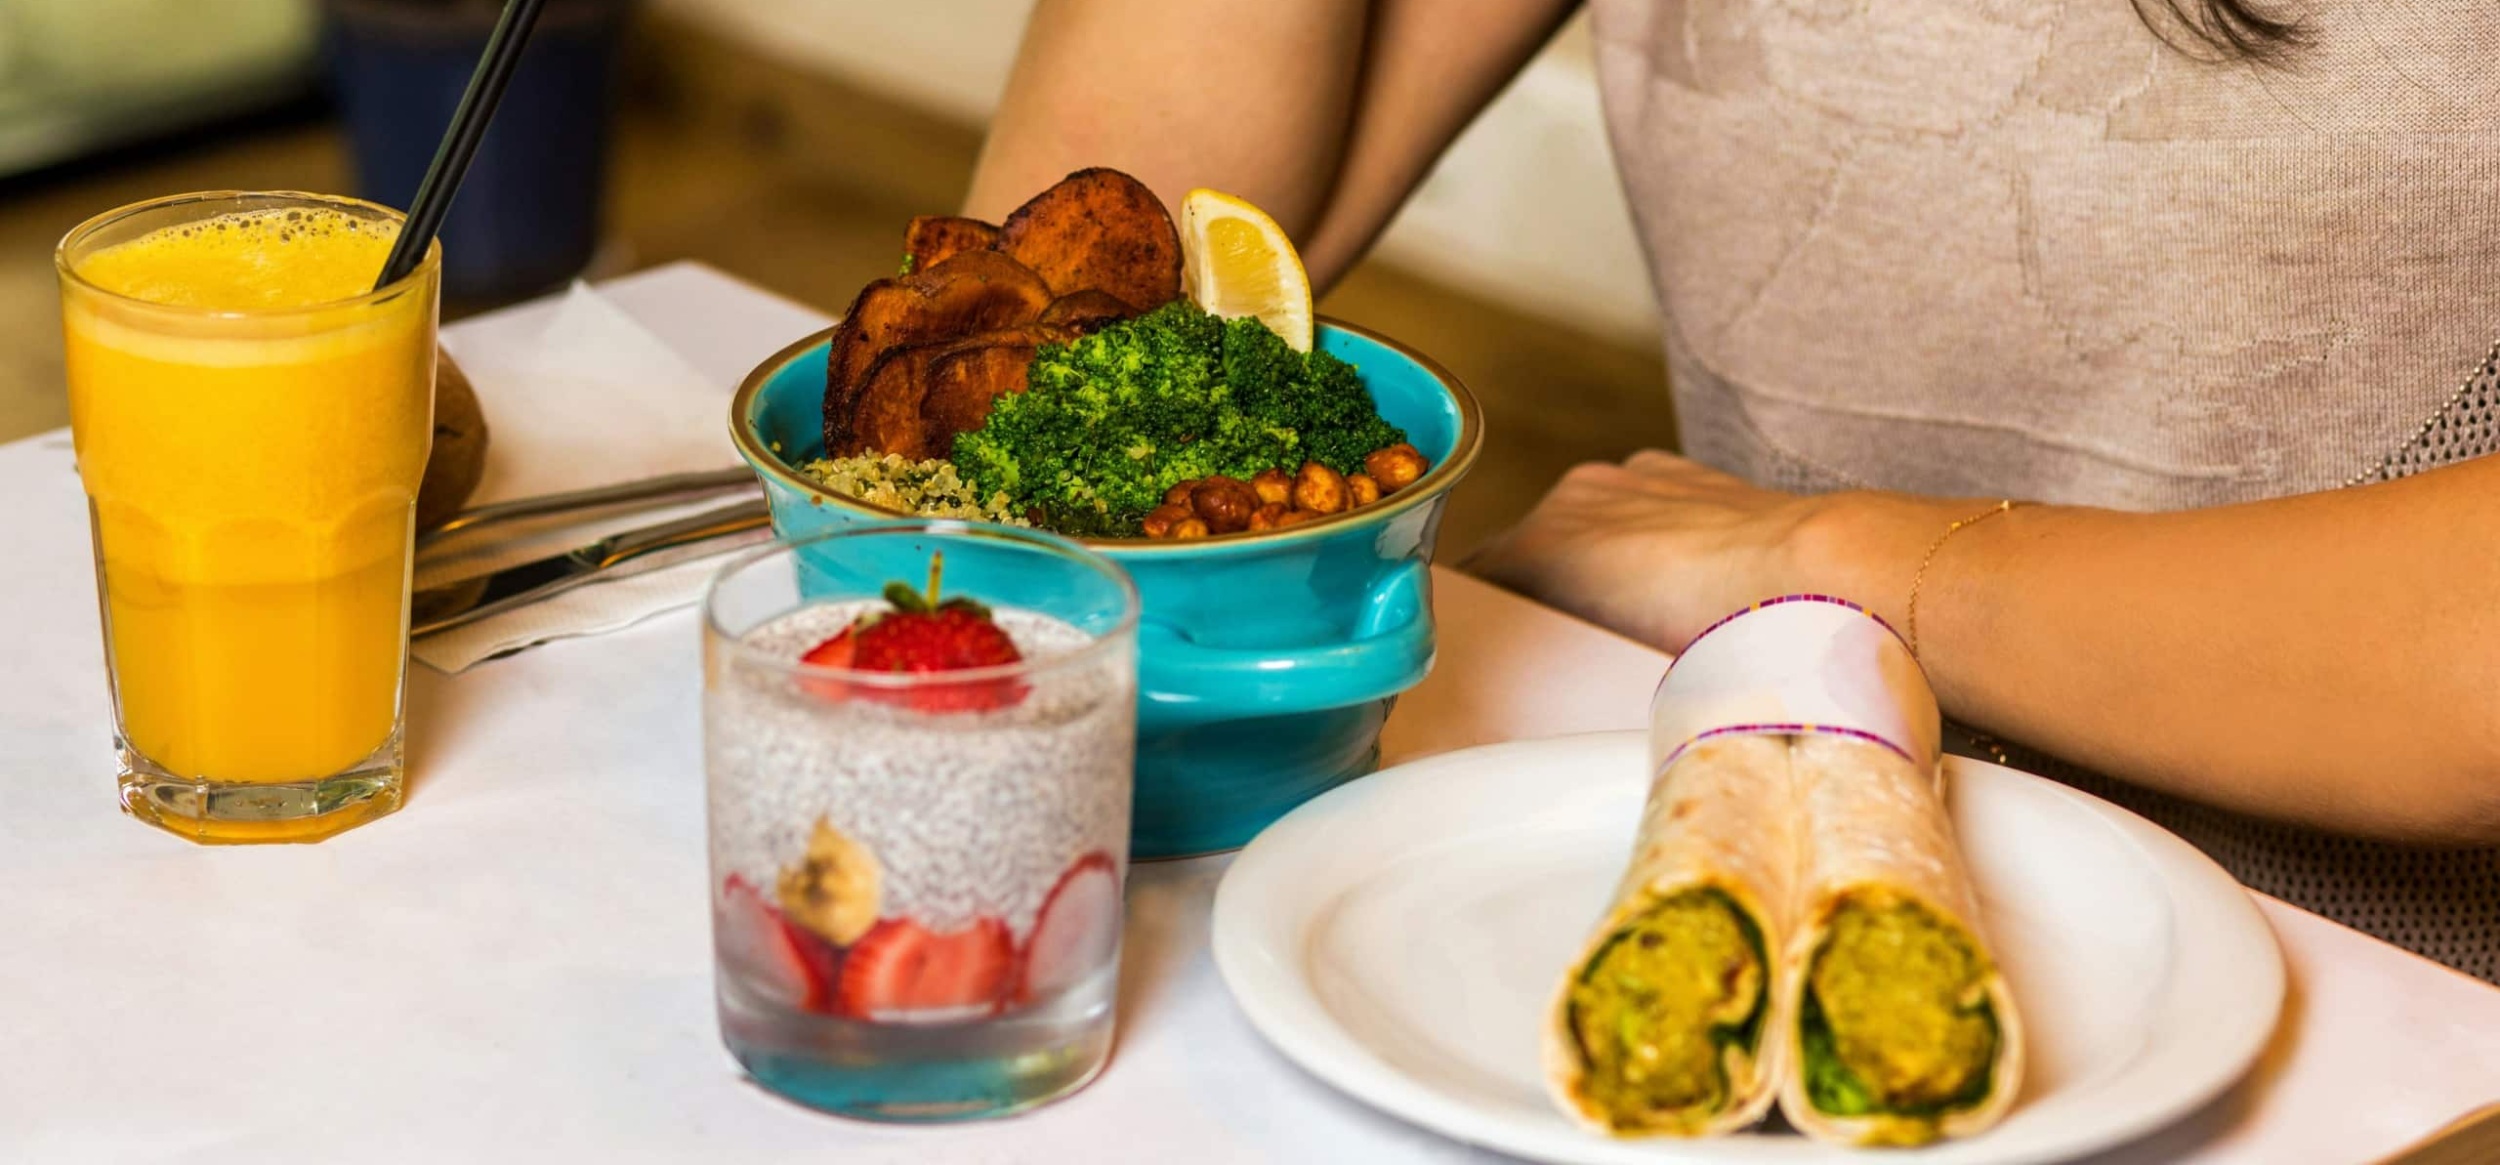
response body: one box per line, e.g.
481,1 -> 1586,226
418,465 -> 760,547
410,495 -> 773,637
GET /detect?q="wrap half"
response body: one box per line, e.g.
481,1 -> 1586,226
1778,733 -> 2024,1146
1543,734 -> 1794,1137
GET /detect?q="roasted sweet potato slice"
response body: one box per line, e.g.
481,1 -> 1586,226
921,336 -> 1043,454
1037,289 -> 1138,336
830,249 -> 1052,391
823,249 -> 1052,453
823,280 -> 902,449
996,168 -> 1182,312
903,215 -> 1000,272
843,343 -> 941,460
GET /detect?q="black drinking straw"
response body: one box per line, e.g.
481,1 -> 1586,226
371,0 -> 552,291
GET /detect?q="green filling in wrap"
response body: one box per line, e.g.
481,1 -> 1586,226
1566,888 -> 1768,1129
1800,897 -> 1999,1121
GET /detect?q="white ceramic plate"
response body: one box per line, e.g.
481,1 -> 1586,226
1211,732 -> 2283,1164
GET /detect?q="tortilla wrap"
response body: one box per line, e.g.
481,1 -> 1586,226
1778,733 -> 2024,1146
1543,734 -> 1795,1137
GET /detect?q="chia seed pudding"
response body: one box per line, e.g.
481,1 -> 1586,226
706,598 -> 1134,970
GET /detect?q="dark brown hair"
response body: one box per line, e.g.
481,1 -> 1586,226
2136,0 -> 2308,64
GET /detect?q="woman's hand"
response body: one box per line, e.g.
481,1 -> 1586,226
1475,448 -> 2500,843
1464,451 -> 1869,651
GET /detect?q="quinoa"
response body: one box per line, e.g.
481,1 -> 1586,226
799,453 -> 1031,525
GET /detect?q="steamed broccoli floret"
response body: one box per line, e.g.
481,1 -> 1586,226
951,302 -> 1408,535
1224,315 -> 1404,469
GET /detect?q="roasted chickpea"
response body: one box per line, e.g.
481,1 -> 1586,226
1346,473 -> 1382,507
1140,502 -> 1194,538
1190,475 -> 1260,534
1171,517 -> 1212,539
1164,479 -> 1200,506
1249,468 -> 1293,506
1293,462 -> 1348,514
1271,508 -> 1322,529
1247,502 -> 1290,531
1364,443 -> 1427,493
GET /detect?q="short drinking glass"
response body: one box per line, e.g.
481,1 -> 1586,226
703,521 -> 1139,1121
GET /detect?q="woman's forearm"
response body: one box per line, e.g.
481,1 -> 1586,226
1295,0 -> 1580,287
965,0 -> 1578,292
965,0 -> 1369,240
1798,459 -> 2500,844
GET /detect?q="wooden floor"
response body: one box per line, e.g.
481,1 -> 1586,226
0,16 -> 1673,556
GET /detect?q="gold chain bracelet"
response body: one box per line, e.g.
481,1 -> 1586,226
1905,499 -> 2023,660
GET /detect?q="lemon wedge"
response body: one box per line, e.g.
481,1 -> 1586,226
1181,188 -> 1314,352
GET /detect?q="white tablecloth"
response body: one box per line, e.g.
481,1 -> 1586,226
4,263 -> 2495,1164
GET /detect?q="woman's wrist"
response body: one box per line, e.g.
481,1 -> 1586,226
1778,490 -> 1979,632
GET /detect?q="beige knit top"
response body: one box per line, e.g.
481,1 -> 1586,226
1588,0 -> 2500,980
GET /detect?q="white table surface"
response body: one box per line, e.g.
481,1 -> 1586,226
5,262 -> 2496,1164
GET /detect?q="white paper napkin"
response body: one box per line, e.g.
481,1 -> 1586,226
412,282 -> 758,672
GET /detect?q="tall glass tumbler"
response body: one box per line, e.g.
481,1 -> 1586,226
703,521 -> 1140,1121
58,191 -> 439,844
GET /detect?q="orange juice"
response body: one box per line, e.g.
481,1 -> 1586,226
59,193 -> 439,843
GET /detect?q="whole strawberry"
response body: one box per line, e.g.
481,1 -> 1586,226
800,553 -> 1027,712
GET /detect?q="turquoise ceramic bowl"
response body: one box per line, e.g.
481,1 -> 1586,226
731,320 -> 1483,857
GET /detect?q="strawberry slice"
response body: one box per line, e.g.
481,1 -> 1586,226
835,916 -> 1014,1022
718,874 -> 841,1013
800,628 -> 857,670
1014,851 -> 1122,1007
797,627 -> 858,701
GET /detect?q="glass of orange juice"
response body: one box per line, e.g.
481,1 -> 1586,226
57,191 -> 441,844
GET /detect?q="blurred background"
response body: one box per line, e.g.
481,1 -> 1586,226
0,0 -> 1672,553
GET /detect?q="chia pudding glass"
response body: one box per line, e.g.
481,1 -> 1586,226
703,522 -> 1139,1121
